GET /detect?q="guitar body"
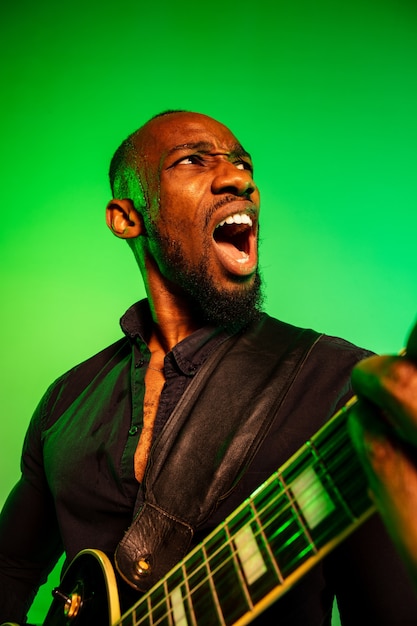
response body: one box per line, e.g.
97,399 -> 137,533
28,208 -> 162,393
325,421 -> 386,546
40,550 -> 120,626
0,550 -> 120,626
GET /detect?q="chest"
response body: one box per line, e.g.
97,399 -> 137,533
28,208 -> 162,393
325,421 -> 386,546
134,368 -> 166,481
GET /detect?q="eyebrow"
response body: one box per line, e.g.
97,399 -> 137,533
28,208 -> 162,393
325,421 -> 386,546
166,141 -> 252,160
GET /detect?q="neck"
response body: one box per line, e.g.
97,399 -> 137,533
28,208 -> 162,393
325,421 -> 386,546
147,289 -> 204,355
136,253 -> 205,353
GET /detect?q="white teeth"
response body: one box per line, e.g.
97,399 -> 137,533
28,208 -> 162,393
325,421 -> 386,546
216,213 -> 253,228
237,252 -> 250,263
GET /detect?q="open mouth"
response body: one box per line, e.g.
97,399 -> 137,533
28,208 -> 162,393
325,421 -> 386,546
213,212 -> 257,274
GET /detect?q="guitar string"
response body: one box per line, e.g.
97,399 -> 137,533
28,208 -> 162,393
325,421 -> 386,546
121,480 -> 306,626
120,482 -> 302,624
119,402 -> 368,625
123,469 -> 367,626
124,482 -> 359,622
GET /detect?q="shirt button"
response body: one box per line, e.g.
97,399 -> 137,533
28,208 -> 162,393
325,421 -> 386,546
135,359 -> 145,368
129,425 -> 139,436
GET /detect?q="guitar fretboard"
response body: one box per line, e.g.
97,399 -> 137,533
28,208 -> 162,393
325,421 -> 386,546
118,398 -> 374,626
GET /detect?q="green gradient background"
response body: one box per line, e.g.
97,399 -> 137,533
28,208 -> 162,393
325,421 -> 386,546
1,0 -> 416,621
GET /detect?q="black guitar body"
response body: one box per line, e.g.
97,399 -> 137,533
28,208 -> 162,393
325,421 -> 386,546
43,550 -> 120,626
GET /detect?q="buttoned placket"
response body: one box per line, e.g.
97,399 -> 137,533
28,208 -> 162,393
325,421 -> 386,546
120,339 -> 149,480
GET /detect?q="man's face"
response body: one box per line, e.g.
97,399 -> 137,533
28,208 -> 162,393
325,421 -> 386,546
134,112 -> 262,328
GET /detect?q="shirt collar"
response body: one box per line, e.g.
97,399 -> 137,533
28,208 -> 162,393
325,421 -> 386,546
120,299 -> 233,376
120,299 -> 153,342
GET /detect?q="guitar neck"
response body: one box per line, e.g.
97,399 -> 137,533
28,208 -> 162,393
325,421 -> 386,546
117,397 -> 374,626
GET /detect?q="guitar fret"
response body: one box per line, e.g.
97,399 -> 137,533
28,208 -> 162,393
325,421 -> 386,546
162,579 -> 172,626
307,438 -> 360,523
280,468 -> 317,540
170,586 -> 186,626
181,562 -> 197,626
248,499 -> 285,584
146,594 -> 151,626
291,466 -> 336,529
149,582 -> 171,626
283,449 -> 350,552
165,562 -> 200,626
277,409 -> 373,558
225,522 -> 254,607
227,497 -> 285,607
312,406 -> 372,518
254,473 -> 316,578
119,593 -> 147,626
182,547 -> 224,626
202,544 -> 227,626
277,470 -> 318,567
166,577 -> 187,626
205,529 -> 251,625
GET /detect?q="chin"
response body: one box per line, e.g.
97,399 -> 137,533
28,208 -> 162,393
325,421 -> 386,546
197,271 -> 264,331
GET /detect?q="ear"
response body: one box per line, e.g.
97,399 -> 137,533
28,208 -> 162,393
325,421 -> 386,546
106,199 -> 145,239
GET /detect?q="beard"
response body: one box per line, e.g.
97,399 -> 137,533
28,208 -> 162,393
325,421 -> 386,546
177,263 -> 264,332
153,232 -> 264,332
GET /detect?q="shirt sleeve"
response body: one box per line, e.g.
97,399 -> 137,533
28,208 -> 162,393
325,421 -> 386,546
0,388 -> 63,623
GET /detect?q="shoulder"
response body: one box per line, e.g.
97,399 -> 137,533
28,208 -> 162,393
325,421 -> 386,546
314,331 -> 373,363
256,313 -> 375,417
252,312 -> 373,364
36,336 -> 132,428
55,336 -> 131,383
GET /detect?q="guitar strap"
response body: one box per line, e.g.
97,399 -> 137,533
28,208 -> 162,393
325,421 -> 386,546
115,315 -> 321,591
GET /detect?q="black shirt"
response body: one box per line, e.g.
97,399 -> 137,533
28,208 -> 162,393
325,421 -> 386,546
0,301 -> 416,624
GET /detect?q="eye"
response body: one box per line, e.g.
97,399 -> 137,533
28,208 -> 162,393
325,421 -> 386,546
176,155 -> 202,166
235,160 -> 253,173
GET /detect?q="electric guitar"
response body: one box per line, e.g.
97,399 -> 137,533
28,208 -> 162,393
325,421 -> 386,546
3,396 -> 376,626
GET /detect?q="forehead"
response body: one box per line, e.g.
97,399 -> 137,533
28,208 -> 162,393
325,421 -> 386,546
134,113 -> 245,167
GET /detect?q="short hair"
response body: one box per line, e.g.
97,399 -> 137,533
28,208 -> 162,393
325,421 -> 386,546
108,109 -> 189,207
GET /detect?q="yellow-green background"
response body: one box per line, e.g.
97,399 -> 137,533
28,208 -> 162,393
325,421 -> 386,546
1,0 -> 416,622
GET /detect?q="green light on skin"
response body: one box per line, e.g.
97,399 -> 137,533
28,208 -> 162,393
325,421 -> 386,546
113,164 -> 146,210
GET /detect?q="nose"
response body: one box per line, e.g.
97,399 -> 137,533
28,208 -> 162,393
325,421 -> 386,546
211,161 -> 257,198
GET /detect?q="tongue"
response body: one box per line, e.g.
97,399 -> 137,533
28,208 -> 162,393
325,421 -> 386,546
216,240 -> 247,261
